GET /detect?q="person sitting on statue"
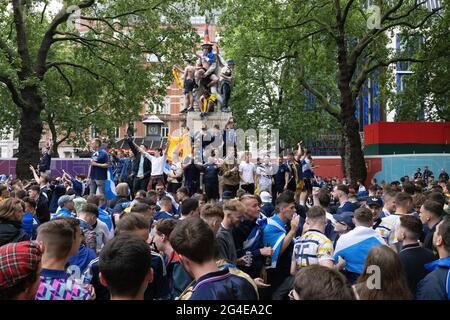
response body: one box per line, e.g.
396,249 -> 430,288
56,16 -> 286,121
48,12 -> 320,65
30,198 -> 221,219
219,59 -> 235,113
194,42 -> 219,90
199,90 -> 217,119
174,57 -> 196,113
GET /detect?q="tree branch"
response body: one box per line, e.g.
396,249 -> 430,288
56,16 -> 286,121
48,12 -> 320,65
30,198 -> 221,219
245,53 -> 298,63
46,61 -> 100,79
52,31 -> 128,50
348,1 -> 437,68
0,74 -> 25,107
341,0 -> 356,24
40,3 -> 48,24
296,68 -> 341,119
12,0 -> 33,79
52,65 -> 74,97
36,0 -> 96,78
260,74 -> 274,109
352,57 -> 427,100
0,38 -> 15,64
46,61 -> 126,97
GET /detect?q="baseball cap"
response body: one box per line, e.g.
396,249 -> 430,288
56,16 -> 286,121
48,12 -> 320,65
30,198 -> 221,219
366,197 -> 383,207
58,194 -> 75,208
227,59 -> 235,65
0,241 -> 42,290
333,211 -> 355,229
260,191 -> 272,203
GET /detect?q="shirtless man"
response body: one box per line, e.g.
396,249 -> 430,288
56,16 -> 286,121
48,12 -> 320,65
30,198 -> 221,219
175,58 -> 196,113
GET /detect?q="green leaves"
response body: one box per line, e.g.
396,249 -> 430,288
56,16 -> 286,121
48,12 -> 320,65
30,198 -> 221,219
394,1 -> 450,121
0,0 -> 205,148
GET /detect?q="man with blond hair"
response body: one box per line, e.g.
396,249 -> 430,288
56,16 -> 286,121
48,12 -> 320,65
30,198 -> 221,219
216,199 -> 246,265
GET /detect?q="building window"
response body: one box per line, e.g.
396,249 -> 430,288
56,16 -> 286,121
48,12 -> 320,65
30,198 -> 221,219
161,126 -> 169,138
179,97 -> 185,112
148,100 -> 163,114
163,97 -> 171,114
114,127 -> 120,139
191,16 -> 206,25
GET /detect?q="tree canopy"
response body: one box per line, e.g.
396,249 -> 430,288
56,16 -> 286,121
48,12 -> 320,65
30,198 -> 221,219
0,0 -> 207,177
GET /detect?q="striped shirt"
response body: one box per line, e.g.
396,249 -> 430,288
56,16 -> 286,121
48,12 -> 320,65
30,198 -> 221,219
376,213 -> 411,245
293,229 -> 333,269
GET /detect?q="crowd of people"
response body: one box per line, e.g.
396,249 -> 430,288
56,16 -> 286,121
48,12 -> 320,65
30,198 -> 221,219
0,135 -> 449,300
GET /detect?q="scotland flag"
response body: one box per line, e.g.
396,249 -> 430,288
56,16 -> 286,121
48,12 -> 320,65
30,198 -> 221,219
104,166 -> 117,201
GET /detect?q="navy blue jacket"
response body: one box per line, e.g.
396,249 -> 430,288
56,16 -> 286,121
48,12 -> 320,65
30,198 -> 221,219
416,257 -> 450,300
167,251 -> 192,299
189,268 -> 258,300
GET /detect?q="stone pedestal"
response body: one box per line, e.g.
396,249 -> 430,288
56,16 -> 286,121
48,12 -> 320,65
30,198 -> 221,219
186,111 -> 232,133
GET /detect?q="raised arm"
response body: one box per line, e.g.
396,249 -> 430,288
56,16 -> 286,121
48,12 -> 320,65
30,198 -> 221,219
280,215 -> 299,255
139,146 -> 155,162
62,169 -> 72,180
128,138 -> 140,157
173,64 -> 184,74
29,165 -> 40,182
295,141 -> 303,161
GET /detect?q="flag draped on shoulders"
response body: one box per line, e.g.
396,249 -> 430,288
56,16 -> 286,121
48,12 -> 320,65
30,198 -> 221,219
263,215 -> 286,269
243,214 -> 267,253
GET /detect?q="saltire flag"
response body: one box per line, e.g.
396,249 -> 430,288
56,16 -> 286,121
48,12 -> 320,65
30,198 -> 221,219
263,215 -> 286,269
104,166 -> 117,201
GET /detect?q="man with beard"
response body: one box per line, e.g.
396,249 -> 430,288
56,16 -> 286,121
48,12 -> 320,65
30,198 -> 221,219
216,199 -> 246,265
333,184 -> 359,215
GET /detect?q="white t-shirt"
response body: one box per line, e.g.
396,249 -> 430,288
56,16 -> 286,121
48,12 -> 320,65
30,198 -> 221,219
239,162 -> 255,184
143,152 -> 167,176
256,164 -> 273,190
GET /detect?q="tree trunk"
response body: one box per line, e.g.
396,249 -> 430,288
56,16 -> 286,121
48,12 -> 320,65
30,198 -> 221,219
51,143 -> 60,158
339,87 -> 367,185
47,116 -> 61,158
16,88 -> 44,179
335,22 -> 367,185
